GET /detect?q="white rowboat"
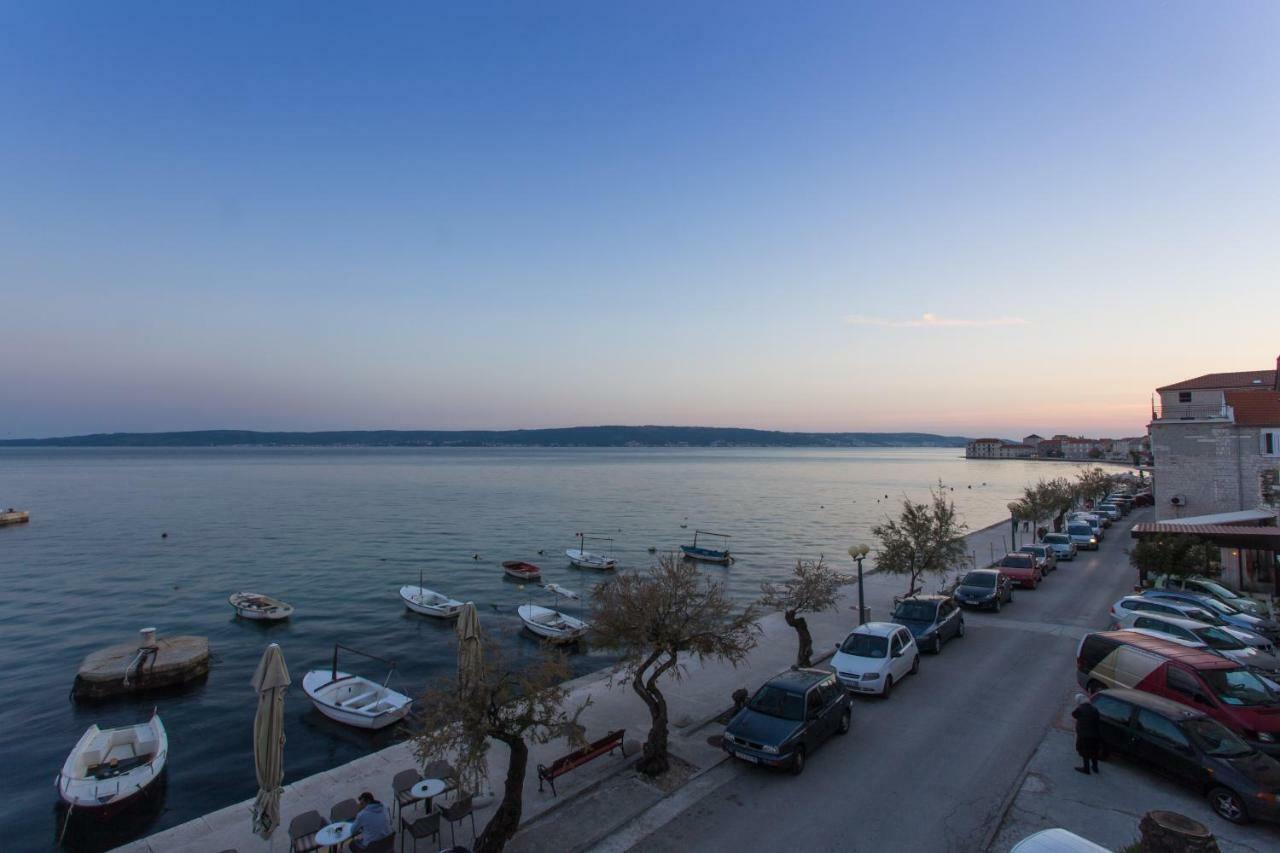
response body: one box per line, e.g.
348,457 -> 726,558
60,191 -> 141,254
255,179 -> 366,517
57,712 -> 167,810
301,670 -> 412,730
228,592 -> 294,621
565,549 -> 617,571
518,604 -> 589,644
399,585 -> 463,619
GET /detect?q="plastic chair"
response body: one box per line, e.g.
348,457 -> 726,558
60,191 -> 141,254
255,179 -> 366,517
391,767 -> 424,820
330,798 -> 359,822
441,795 -> 476,847
423,759 -> 459,790
402,809 -> 442,852
287,810 -> 326,853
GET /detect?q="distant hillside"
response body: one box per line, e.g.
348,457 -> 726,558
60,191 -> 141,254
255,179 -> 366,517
0,426 -> 970,448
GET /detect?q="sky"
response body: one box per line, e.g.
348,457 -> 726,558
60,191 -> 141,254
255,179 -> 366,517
2,2 -> 1277,439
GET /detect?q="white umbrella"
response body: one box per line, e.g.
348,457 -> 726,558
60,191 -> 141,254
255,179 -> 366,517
457,602 -> 483,697
251,643 -> 290,839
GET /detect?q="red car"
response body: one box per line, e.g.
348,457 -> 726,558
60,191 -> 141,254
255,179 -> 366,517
994,553 -> 1042,589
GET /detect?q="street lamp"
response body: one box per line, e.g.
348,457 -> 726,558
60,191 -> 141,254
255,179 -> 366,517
1007,502 -> 1020,553
848,543 -> 871,625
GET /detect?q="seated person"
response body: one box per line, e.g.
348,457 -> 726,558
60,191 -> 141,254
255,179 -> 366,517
350,791 -> 391,850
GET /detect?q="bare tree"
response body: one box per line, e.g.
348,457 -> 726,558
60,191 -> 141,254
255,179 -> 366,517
591,554 -> 759,776
872,483 -> 969,597
413,649 -> 588,853
759,559 -> 852,667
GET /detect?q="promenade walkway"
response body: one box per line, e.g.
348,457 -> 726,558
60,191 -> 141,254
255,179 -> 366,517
113,516 -> 1037,853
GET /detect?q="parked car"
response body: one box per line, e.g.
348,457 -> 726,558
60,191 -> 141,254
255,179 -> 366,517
1112,613 -> 1280,681
831,622 -> 920,697
1143,590 -> 1280,643
1089,688 -> 1280,824
1066,522 -> 1099,550
891,595 -> 964,654
1071,513 -> 1107,535
953,568 -> 1014,611
721,668 -> 851,774
1113,595 -> 1275,650
1041,533 -> 1078,561
995,553 -> 1043,588
1095,504 -> 1121,521
1075,630 -> 1280,757
1018,543 -> 1057,573
1010,828 -> 1110,852
1153,575 -> 1265,617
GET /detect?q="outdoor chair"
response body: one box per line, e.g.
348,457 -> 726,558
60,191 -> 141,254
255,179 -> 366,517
329,798 -> 359,822
442,795 -> 476,847
362,835 -> 394,853
391,767 -> 424,820
402,809 -> 442,852
423,759 -> 459,791
287,810 -> 327,853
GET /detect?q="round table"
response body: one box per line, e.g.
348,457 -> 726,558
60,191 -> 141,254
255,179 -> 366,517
315,821 -> 353,847
410,777 -> 447,801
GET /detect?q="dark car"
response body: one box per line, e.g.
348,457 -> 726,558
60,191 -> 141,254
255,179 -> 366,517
892,595 -> 964,653
995,552 -> 1043,589
952,569 -> 1013,612
1090,688 -> 1280,824
722,669 -> 851,775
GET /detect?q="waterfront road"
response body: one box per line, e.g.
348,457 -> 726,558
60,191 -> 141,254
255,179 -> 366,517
623,516 -> 1145,853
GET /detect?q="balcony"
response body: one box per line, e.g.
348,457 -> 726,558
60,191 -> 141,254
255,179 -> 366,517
1152,403 -> 1232,422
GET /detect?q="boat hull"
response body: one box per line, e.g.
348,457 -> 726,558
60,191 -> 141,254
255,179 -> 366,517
58,715 -> 168,811
680,546 -> 731,564
399,586 -> 463,619
228,592 -> 294,621
565,549 -> 617,571
518,604 -> 588,644
0,510 -> 30,526
302,670 -> 412,730
502,561 -> 542,581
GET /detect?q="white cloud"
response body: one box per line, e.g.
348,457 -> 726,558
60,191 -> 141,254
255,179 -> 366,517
843,312 -> 1030,329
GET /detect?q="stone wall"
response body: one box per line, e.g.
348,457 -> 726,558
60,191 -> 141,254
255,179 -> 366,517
1150,421 -> 1279,520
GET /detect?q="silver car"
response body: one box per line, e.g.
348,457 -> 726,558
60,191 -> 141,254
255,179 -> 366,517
1040,533 -> 1077,561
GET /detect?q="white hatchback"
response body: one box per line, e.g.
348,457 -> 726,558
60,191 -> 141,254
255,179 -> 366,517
831,622 -> 919,698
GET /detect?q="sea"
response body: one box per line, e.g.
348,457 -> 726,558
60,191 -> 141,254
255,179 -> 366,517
0,446 -> 1098,851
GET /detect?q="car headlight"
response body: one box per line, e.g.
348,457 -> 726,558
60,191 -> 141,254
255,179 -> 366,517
1089,537 -> 1097,544
861,672 -> 880,680
1259,732 -> 1277,744
760,743 -> 779,754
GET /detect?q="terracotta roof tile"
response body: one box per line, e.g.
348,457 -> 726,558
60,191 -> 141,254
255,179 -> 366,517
1226,390 -> 1280,426
1157,369 -> 1276,392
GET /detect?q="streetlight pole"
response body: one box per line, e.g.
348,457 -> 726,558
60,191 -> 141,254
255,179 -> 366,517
848,544 -> 871,625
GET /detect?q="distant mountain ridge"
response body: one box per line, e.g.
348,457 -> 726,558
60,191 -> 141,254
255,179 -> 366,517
0,426 -> 970,448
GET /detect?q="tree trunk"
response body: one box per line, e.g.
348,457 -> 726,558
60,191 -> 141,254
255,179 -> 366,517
632,651 -> 677,776
474,733 -> 529,853
784,609 -> 813,667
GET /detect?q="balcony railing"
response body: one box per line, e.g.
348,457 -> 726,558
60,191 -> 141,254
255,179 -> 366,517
1152,403 -> 1232,421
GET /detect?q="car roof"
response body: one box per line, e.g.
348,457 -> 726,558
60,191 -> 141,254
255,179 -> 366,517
765,667 -> 833,692
850,621 -> 902,637
898,594 -> 947,603
1090,630 -> 1237,670
1094,687 -> 1207,721
963,568 -> 1000,575
1121,610 -> 1213,630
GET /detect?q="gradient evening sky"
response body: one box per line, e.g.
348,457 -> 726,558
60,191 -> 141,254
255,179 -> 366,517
2,2 -> 1277,439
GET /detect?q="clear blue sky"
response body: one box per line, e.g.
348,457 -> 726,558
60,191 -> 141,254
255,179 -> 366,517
3,2 -> 1277,438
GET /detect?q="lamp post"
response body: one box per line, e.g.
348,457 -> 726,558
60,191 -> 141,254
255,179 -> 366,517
1007,502 -> 1020,553
848,543 -> 871,625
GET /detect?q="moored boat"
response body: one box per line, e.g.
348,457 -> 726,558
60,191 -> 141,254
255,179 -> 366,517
566,532 -> 617,570
518,604 -> 589,644
502,560 -> 542,581
57,711 -> 167,811
228,592 -> 294,621
302,645 -> 412,730
0,509 -> 30,526
399,585 -> 463,618
680,530 -> 732,564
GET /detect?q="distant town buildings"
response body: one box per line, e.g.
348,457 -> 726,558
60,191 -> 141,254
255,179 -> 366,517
965,434 -> 1149,463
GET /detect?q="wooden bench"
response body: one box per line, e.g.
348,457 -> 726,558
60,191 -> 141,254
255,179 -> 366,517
537,729 -> 626,795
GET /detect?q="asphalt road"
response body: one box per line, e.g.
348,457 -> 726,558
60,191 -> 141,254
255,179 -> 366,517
630,516 -> 1144,853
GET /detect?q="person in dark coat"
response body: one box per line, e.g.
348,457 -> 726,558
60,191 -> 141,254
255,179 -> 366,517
1071,693 -> 1101,774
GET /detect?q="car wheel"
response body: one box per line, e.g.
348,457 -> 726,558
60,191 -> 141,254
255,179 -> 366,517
910,654 -> 920,675
957,620 -> 965,638
882,675 -> 893,698
790,746 -> 806,776
1208,786 -> 1249,824
933,636 -> 943,654
1031,579 -> 1039,590
993,597 -> 1001,613
837,708 -> 851,735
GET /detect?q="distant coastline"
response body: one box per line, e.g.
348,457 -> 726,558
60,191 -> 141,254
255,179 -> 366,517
0,426 -> 971,449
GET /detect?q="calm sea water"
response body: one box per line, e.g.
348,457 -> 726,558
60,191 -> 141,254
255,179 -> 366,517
0,447 -> 1093,851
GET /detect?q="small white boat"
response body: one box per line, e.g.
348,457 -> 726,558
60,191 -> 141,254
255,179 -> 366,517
57,712 -> 167,810
228,592 -> 294,621
566,532 -> 617,570
518,604 -> 589,644
302,646 -> 412,730
399,585 -> 463,619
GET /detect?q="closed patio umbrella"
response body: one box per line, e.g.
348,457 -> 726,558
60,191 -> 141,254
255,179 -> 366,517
251,642 -> 290,839
457,602 -> 483,696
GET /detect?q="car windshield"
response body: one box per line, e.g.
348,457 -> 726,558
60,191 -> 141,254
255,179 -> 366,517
840,633 -> 888,658
1194,627 -> 1245,651
1197,597 -> 1236,615
1019,547 -> 1046,557
1184,719 -> 1254,757
1201,668 -> 1276,707
747,685 -> 805,720
961,572 -> 996,588
1196,580 -> 1241,601
894,601 -> 937,622
1068,525 -> 1091,535
1044,535 -> 1068,544
999,555 -> 1032,567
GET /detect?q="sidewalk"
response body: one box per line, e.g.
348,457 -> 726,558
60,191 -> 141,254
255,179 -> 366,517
114,516 -> 1027,853
989,698 -> 1277,853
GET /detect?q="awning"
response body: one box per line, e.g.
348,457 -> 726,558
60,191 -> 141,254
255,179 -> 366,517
1132,523 -> 1280,549
1157,509 -> 1277,526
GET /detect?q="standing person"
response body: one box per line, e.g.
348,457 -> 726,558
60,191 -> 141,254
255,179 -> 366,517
1071,694 -> 1101,775
350,791 -> 391,850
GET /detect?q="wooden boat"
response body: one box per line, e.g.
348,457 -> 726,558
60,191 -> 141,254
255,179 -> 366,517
399,584 -> 463,619
228,592 -> 294,621
57,711 -> 167,811
302,645 -> 412,730
0,509 -> 30,526
680,530 -> 732,564
518,604 -> 589,644
502,560 -> 542,581
566,532 -> 617,571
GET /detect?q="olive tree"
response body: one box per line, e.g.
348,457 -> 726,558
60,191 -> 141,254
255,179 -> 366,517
591,554 -> 759,776
759,559 -> 852,667
872,483 -> 969,597
1130,535 -> 1220,586
413,649 -> 587,853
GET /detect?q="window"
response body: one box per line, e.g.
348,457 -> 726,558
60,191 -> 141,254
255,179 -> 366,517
806,688 -> 822,716
1134,617 -> 1196,642
1262,431 -> 1278,457
1092,694 -> 1132,724
818,680 -> 840,707
1166,667 -> 1204,700
1178,391 -> 1192,403
1136,710 -> 1191,750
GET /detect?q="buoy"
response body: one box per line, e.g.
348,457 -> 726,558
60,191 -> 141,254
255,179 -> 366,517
161,532 -> 168,539
537,549 -> 544,556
